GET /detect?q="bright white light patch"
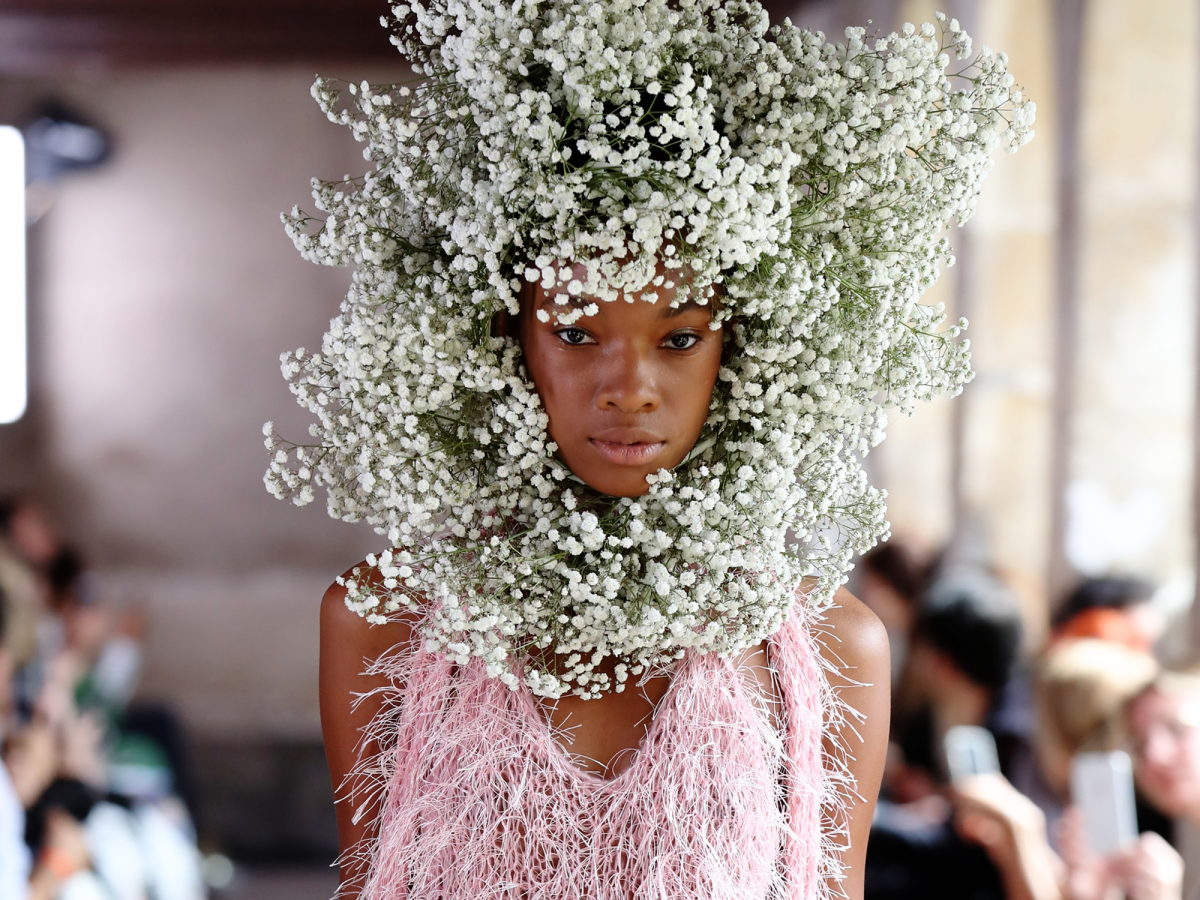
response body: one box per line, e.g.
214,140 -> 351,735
0,126 -> 25,424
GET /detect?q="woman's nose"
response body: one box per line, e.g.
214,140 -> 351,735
595,342 -> 659,413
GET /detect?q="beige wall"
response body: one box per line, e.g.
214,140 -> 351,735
957,0 -> 1058,633
873,0 -> 1058,635
1069,0 -> 1196,602
878,0 -> 1198,639
12,66 -> 406,736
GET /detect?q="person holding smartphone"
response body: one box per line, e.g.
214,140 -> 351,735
1068,665 -> 1200,900
941,639 -> 1164,900
1043,664 -> 1200,900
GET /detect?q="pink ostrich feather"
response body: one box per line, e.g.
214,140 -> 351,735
343,595 -> 859,900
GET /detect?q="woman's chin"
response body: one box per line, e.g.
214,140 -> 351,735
558,461 -> 653,498
551,450 -> 646,497
577,474 -> 652,499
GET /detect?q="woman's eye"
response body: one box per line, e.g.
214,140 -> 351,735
557,328 -> 591,345
666,332 -> 701,350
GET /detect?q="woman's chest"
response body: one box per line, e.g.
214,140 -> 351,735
373,651 -> 788,898
363,615 -> 829,900
534,639 -> 780,780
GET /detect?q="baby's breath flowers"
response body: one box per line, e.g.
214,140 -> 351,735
265,1 -> 1033,699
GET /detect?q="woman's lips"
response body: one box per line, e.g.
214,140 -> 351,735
589,438 -> 667,467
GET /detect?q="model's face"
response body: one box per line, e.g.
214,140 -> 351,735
1129,688 -> 1200,819
519,263 -> 723,498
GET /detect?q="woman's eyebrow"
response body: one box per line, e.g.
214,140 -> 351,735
534,292 -> 587,311
659,299 -> 709,318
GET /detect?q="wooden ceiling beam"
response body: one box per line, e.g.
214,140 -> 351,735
0,2 -> 401,74
0,0 -> 887,75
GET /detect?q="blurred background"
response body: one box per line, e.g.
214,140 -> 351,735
0,0 -> 1197,898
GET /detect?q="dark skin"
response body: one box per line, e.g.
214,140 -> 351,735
519,261 -> 722,497
320,264 -> 890,897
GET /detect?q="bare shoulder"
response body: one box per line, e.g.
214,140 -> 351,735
813,588 -> 890,899
320,562 -> 423,871
320,562 -> 419,664
817,586 -> 890,686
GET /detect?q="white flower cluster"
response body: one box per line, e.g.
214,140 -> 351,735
265,0 -> 1033,698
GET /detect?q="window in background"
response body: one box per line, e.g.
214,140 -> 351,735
0,125 -> 25,425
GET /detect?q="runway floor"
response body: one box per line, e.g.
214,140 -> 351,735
216,866 -> 340,900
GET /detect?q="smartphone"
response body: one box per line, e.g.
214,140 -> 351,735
1070,751 -> 1138,856
944,725 -> 1000,783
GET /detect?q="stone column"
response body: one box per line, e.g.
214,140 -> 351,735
877,0 -> 1058,637
956,0 -> 1058,635
1067,0 -> 1198,629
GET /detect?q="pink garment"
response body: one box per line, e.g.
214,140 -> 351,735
357,602 -> 844,899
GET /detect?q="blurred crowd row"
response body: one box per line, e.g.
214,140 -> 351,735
860,543 -> 1199,900
0,495 -> 206,900
7,488 -> 1200,900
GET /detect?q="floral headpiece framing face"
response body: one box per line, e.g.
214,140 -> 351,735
265,0 -> 1033,698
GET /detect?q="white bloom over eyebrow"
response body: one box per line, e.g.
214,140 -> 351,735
266,0 -> 1032,701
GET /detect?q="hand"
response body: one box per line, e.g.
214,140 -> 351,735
60,710 -> 108,789
1057,808 -> 1113,900
35,650 -> 85,727
4,722 -> 59,806
953,773 -> 1063,900
1109,832 -> 1183,900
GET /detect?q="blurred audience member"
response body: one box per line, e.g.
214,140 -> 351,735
928,645 -> 1163,900
977,657 -> 1194,900
870,562 -> 1192,900
893,567 -> 1024,785
0,500 -> 44,709
1052,577 -> 1165,655
859,543 -> 929,682
1008,639 -> 1158,838
1,592 -> 33,898
1104,665 -> 1200,899
0,494 -> 68,718
0,495 -> 61,572
0,493 -> 205,900
867,567 -> 1025,899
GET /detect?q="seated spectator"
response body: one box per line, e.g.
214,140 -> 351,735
2,584 -> 98,900
943,642 -> 1164,900
0,495 -> 68,719
0,591 -> 32,899
1007,639 -> 1158,840
1106,665 -> 1200,899
0,501 -> 45,710
974,658 -> 1192,900
1052,577 -> 1165,655
867,567 -> 1025,899
892,567 -> 1024,783
0,495 -> 62,573
0,494 -> 206,899
858,542 -> 929,682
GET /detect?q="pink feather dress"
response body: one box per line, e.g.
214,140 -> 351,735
356,602 -> 842,899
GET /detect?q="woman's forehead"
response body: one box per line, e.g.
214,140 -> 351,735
1133,687 -> 1200,727
531,290 -> 711,317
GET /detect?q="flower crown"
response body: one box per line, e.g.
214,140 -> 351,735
265,0 -> 1034,698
